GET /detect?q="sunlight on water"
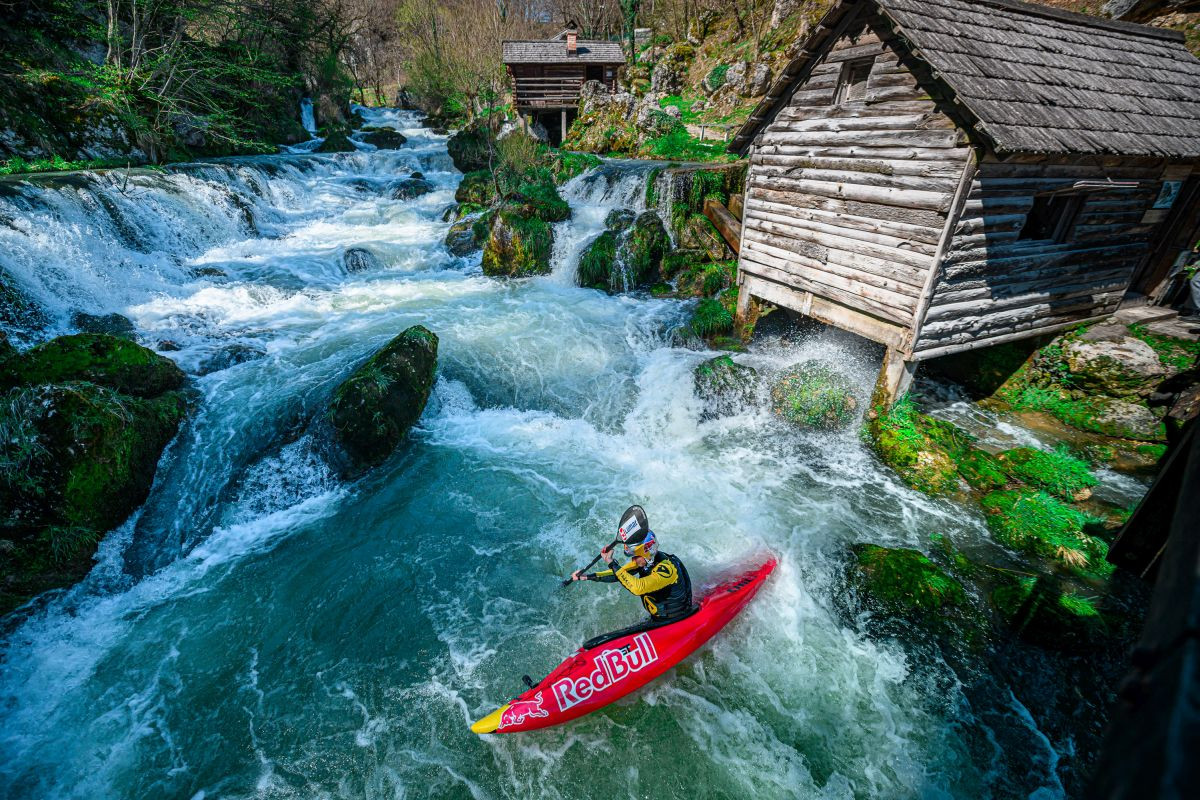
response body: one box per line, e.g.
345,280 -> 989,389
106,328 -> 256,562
0,109 -> 1068,799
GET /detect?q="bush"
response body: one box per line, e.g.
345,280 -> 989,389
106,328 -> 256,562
691,297 -> 733,337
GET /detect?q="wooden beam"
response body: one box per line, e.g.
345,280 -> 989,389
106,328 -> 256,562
702,198 -> 741,254
739,274 -> 908,349
871,347 -> 917,412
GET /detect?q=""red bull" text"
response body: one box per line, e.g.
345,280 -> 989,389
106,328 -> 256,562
551,633 -> 659,711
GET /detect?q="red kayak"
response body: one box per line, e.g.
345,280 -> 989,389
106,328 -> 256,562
471,556 -> 776,734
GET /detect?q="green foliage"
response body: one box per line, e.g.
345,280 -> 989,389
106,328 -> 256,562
998,446 -> 1098,501
547,149 -> 601,183
691,297 -> 733,337
704,65 -> 730,92
659,94 -> 700,123
645,166 -> 664,207
849,544 -> 968,617
456,170 -> 497,205
980,490 -> 1111,578
578,231 -> 617,290
867,397 -> 962,496
956,448 -> 1008,491
481,209 -> 554,278
510,174 -> 571,223
624,212 -> 670,285
1129,323 -> 1200,372
0,155 -> 132,176
1,334 -> 185,399
642,127 -> 735,162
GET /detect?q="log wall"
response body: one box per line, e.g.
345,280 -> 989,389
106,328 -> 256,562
911,157 -> 1177,357
738,9 -> 973,346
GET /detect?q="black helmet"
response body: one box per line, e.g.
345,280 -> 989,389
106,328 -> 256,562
617,505 -> 648,547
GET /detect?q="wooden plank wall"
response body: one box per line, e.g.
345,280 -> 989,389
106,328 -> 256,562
739,10 -> 973,343
912,157 -> 1168,357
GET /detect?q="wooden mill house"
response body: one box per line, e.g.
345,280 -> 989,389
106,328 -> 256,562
502,26 -> 625,144
728,0 -> 1200,406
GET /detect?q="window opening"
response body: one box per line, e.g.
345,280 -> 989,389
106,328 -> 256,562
1019,194 -> 1085,242
836,58 -> 873,104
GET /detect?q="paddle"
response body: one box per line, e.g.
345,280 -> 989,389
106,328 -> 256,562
560,539 -> 619,587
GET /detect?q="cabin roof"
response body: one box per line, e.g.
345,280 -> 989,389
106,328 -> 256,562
502,40 -> 626,64
730,0 -> 1200,159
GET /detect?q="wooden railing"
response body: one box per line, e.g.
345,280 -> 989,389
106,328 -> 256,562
513,77 -> 586,108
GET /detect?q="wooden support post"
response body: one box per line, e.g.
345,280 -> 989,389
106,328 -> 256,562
561,110 -> 567,141
871,347 -> 917,413
735,281 -> 753,325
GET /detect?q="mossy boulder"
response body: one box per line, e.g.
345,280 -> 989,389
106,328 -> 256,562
578,231 -> 618,290
866,398 -> 968,496
1062,327 -> 1165,398
445,211 -> 491,257
446,124 -> 492,173
324,326 -> 438,474
482,209 -> 554,278
391,177 -> 434,200
990,574 -> 1112,651
508,177 -> 571,223
2,271 -> 47,332
846,544 -> 977,636
1,382 -> 189,613
694,355 -> 759,421
996,446 -> 1098,502
360,129 -> 407,149
605,209 -> 636,232
979,490 -> 1111,578
1,334 -> 186,398
621,212 -> 669,287
455,170 -> 497,205
316,130 -> 356,153
770,361 -> 858,430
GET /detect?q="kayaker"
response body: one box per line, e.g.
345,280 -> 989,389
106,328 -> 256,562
571,506 -> 693,623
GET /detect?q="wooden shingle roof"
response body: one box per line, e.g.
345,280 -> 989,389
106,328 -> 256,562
730,0 -> 1200,159
502,40 -> 626,64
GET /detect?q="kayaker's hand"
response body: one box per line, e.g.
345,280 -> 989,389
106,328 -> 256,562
572,570 -> 586,581
601,546 -> 615,564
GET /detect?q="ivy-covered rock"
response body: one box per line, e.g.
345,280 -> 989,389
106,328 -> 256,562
770,361 -> 858,430
323,325 -> 438,474
605,209 -> 636,232
455,170 -> 497,205
996,446 -> 1098,502
444,212 -> 491,257
481,209 -> 554,278
990,574 -> 1112,651
446,124 -> 492,173
1,334 -> 186,398
578,231 -> 618,290
622,212 -> 669,287
360,128 -> 407,149
694,355 -> 759,421
846,544 -> 975,633
1,382 -> 188,613
316,130 -> 356,153
979,489 -> 1111,578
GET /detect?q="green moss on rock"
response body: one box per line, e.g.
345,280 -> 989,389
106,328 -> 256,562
324,326 -> 438,474
1,334 -> 185,398
997,446 -> 1098,501
770,361 -> 858,430
980,490 -> 1111,578
446,124 -> 493,173
316,130 -> 356,153
690,297 -> 734,338
482,209 -> 554,278
623,212 -> 670,286
455,170 -> 496,205
866,398 -> 962,495
990,574 -> 1111,651
694,355 -> 759,421
847,543 -> 969,618
578,231 -> 618,290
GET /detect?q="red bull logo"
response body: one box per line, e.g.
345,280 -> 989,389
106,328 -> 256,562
551,633 -> 659,711
499,691 -> 549,729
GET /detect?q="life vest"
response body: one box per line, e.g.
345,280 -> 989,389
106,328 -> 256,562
632,552 -> 692,620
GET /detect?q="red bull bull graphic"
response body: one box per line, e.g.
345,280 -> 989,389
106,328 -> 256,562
551,633 -> 658,711
471,557 -> 777,734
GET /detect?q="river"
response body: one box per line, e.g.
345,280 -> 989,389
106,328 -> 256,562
1,108 -> 1085,799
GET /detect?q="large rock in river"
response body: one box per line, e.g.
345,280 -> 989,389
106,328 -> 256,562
845,544 -> 977,637
481,209 -> 554,277
360,128 -> 407,149
1062,324 -> 1165,397
447,125 -> 492,173
769,361 -> 858,430
1,334 -> 186,398
693,355 -> 759,421
324,325 -> 438,473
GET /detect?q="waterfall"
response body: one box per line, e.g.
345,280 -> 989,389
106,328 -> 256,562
300,97 -> 317,136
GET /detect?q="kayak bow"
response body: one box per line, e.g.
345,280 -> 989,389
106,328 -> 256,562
471,556 -> 776,734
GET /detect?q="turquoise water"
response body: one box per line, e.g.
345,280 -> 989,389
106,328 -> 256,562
1,110 -> 1070,798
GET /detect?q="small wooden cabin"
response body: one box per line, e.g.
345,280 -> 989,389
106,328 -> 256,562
503,27 -> 625,143
728,0 -> 1200,406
